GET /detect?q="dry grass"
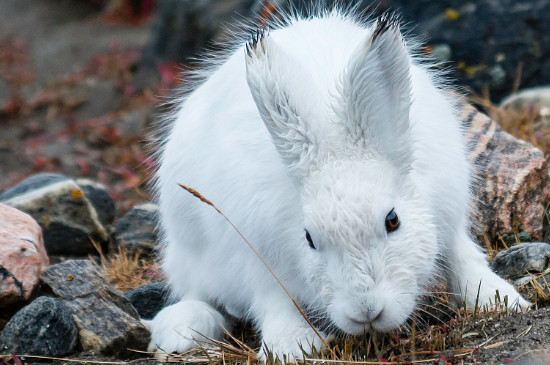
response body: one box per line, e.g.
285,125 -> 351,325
91,240 -> 163,292
470,89 -> 550,156
119,298 -> 522,364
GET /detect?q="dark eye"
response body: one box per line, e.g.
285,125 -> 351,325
385,209 -> 400,233
305,230 -> 316,249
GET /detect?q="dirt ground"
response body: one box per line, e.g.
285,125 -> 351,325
449,307 -> 550,364
1,1 -> 550,364
8,307 -> 550,364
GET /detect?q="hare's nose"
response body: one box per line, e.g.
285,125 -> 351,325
372,308 -> 384,322
356,301 -> 383,323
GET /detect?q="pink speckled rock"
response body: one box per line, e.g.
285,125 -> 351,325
0,203 -> 49,307
461,106 -> 550,244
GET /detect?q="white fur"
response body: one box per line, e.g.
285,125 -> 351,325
150,9 -> 528,362
145,300 -> 230,359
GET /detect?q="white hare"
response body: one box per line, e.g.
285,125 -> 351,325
148,8 -> 528,361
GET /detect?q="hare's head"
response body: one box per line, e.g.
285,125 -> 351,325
245,15 -> 440,334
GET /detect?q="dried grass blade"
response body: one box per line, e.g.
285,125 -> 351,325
482,340 -> 510,350
0,355 -> 128,364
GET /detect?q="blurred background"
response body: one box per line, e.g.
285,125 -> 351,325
1,0 -> 549,214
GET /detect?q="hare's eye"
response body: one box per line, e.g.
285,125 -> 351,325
385,209 -> 400,233
305,230 -> 316,249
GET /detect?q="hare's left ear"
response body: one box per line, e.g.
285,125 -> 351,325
245,30 -> 323,180
336,14 -> 413,170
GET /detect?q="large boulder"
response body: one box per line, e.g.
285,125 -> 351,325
0,204 -> 49,307
462,106 -> 550,244
40,260 -> 149,356
0,173 -> 115,256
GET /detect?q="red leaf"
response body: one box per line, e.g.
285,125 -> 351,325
158,62 -> 181,89
0,97 -> 24,115
439,354 -> 451,365
11,352 -> 23,365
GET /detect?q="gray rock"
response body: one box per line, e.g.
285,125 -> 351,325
40,259 -> 138,316
489,64 -> 506,87
124,282 -> 170,319
500,86 -> 550,111
115,202 -> 160,255
0,173 -> 69,200
0,173 -> 114,256
75,178 -> 115,228
491,242 -> 550,280
40,260 -> 149,356
369,0 -> 550,101
0,296 -> 78,356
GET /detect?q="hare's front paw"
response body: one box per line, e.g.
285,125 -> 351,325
146,300 -> 229,360
464,271 -> 530,311
259,320 -> 325,363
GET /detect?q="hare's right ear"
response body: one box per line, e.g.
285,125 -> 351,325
245,30 -> 322,179
336,14 -> 413,171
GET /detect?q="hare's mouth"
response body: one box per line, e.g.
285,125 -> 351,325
331,314 -> 373,335
347,318 -> 373,335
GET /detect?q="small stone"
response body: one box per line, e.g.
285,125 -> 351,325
0,204 -> 49,307
462,106 -> 550,243
491,242 -> 550,280
514,276 -> 532,287
489,64 -> 506,87
40,260 -> 149,356
430,43 -> 452,63
0,296 -> 78,356
500,86 -> 550,111
124,282 -> 170,319
115,202 -> 160,256
1,173 -> 114,256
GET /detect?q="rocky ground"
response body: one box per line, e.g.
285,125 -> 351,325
1,1 -> 550,364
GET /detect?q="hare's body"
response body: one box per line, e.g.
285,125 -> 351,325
149,11 -> 527,361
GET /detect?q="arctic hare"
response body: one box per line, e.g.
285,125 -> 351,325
148,9 -> 528,361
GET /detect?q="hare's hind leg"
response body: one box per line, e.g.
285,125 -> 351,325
447,230 -> 529,310
146,299 -> 230,359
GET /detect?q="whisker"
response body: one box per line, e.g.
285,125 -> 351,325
414,307 -> 446,325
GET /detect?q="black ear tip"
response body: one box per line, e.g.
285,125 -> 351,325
372,12 -> 401,41
245,26 -> 270,56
